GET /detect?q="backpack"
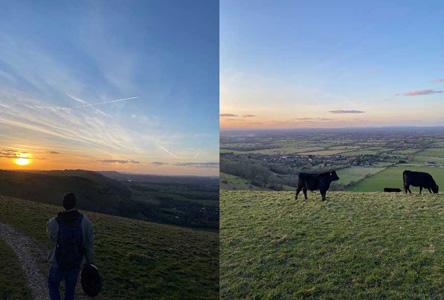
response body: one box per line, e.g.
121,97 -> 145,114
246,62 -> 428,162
55,214 -> 85,270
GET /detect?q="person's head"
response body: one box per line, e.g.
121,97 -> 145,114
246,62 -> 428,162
62,192 -> 77,210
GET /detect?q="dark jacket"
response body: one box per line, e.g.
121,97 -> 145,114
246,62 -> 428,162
47,210 -> 94,268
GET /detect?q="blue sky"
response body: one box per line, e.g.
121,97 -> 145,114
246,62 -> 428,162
0,0 -> 219,175
221,0 -> 444,128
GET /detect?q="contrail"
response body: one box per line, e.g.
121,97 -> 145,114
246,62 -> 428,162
158,144 -> 201,159
57,96 -> 139,110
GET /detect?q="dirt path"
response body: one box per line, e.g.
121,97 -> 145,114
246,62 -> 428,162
0,222 -> 93,300
0,221 -> 50,300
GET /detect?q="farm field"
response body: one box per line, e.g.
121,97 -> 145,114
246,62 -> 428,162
335,166 -> 385,186
413,148 -> 444,165
0,195 -> 219,299
220,190 -> 444,299
349,166 -> 444,192
220,127 -> 444,192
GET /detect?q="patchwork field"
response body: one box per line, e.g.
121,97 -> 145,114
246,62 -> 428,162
221,190 -> 444,299
335,167 -> 385,186
349,166 -> 444,192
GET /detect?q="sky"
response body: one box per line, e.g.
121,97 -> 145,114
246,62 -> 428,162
221,0 -> 444,129
0,0 -> 219,176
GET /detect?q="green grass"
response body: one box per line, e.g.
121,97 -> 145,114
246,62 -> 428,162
221,190 -> 444,299
413,148 -> 444,164
220,173 -> 267,191
349,166 -> 444,192
0,195 -> 218,299
0,238 -> 32,299
336,167 -> 385,186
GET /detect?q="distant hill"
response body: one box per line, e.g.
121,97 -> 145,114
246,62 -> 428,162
0,169 -> 129,213
0,169 -> 219,229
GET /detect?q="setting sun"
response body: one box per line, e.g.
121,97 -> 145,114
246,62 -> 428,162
14,153 -> 32,166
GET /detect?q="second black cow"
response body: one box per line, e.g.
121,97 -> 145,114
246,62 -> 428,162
403,170 -> 439,194
295,171 -> 339,201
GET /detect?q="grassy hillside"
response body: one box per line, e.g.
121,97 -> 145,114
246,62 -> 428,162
221,190 -> 444,299
0,195 -> 218,299
349,166 -> 444,192
0,238 -> 32,299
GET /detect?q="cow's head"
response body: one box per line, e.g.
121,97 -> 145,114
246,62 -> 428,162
329,171 -> 339,181
432,185 -> 439,194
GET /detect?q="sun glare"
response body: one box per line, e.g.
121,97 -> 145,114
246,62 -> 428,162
14,153 -> 32,166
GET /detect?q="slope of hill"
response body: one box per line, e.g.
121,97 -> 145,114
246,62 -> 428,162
221,190 -> 444,299
0,169 -> 219,228
0,195 -> 218,299
0,169 -> 128,215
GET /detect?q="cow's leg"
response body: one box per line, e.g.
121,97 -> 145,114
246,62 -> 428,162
303,187 -> 308,200
428,188 -> 432,193
295,186 -> 302,200
405,185 -> 411,194
420,186 -> 423,194
320,190 -> 326,201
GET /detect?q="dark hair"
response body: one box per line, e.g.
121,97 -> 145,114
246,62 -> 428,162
62,192 -> 77,210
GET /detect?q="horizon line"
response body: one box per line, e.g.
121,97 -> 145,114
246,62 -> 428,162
0,168 -> 220,178
221,125 -> 444,130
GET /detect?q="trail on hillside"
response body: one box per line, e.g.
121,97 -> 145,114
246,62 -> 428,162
0,222 -> 94,300
0,222 -> 50,300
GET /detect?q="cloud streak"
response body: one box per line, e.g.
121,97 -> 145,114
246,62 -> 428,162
99,159 -> 140,164
151,161 -> 169,166
174,162 -> 219,168
329,110 -> 365,114
402,90 -> 442,96
220,113 -> 238,117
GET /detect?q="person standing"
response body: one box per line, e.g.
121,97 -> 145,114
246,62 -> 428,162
47,192 -> 94,300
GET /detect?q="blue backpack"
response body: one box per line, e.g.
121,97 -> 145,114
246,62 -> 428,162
55,214 -> 84,270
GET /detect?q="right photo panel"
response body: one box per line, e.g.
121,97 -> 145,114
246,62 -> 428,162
220,1 -> 444,299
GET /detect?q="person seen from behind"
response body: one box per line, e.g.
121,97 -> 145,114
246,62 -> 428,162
47,192 -> 94,300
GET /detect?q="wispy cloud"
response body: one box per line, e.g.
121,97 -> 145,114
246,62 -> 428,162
174,162 -> 219,168
99,159 -> 140,164
151,161 -> 168,166
220,113 -> 239,117
293,117 -> 336,121
329,110 -> 365,114
48,151 -> 60,154
402,90 -> 443,96
0,149 -> 19,158
243,114 -> 255,118
434,79 -> 444,82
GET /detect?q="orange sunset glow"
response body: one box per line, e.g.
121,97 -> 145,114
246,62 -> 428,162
13,153 -> 32,166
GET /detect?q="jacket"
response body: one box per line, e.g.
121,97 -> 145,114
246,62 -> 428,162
46,210 -> 94,269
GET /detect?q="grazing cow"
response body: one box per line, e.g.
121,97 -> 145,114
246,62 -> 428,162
403,170 -> 439,194
384,188 -> 402,193
295,171 -> 339,201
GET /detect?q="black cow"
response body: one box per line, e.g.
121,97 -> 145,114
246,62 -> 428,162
403,170 -> 439,194
295,171 -> 339,201
384,188 -> 402,193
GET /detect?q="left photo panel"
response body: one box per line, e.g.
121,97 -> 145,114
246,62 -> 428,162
0,1 -> 219,299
